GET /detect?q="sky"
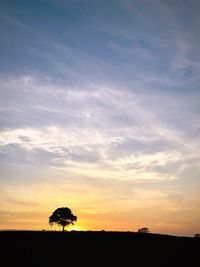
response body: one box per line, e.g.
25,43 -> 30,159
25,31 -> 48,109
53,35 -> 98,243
0,0 -> 200,236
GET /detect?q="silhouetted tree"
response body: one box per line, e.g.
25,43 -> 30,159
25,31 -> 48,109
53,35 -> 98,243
137,227 -> 150,233
49,207 -> 77,232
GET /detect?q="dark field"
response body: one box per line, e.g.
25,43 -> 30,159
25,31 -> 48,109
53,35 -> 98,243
1,231 -> 199,266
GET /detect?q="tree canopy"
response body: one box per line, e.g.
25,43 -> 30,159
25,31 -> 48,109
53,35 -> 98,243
49,207 -> 77,231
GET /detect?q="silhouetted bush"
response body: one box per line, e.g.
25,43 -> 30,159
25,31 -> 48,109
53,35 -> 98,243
194,233 -> 200,238
137,227 -> 150,233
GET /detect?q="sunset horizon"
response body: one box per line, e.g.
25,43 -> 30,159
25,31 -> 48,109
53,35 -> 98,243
0,0 -> 200,238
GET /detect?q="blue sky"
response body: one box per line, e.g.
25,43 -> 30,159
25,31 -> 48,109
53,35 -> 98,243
0,0 -> 200,235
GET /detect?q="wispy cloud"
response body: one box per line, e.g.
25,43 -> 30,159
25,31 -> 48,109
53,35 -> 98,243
0,14 -> 29,30
0,74 -> 200,187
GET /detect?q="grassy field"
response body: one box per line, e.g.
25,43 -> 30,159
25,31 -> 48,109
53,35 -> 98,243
1,231 -> 199,266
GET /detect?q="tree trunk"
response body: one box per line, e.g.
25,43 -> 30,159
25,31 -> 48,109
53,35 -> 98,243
62,225 -> 65,232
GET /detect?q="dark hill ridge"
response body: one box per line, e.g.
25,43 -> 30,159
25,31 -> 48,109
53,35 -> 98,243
1,231 -> 199,266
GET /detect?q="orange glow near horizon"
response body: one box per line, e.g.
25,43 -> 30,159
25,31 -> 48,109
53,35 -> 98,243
0,210 -> 198,237
0,186 -> 199,237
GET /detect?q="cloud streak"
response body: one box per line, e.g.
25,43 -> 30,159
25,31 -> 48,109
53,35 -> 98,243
0,75 -> 199,187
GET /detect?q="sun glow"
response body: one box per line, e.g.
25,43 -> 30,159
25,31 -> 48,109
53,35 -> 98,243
69,225 -> 85,232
